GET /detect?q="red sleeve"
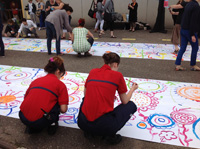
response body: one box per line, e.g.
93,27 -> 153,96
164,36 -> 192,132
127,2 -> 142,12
117,73 -> 127,94
58,82 -> 69,105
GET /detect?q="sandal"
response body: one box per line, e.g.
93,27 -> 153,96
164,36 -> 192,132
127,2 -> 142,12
173,49 -> 179,54
175,65 -> 186,71
111,35 -> 117,38
191,65 -> 200,71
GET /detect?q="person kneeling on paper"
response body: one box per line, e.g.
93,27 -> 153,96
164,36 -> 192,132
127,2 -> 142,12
16,18 -> 39,38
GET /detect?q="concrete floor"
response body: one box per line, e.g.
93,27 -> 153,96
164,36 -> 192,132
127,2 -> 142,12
0,27 -> 199,149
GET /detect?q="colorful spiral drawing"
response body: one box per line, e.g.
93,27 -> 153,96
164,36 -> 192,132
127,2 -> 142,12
171,112 -> 197,125
177,86 -> 200,102
147,114 -> 176,129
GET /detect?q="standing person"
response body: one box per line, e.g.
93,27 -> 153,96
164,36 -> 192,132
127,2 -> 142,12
16,18 -> 39,38
19,56 -> 69,135
4,19 -> 19,37
78,52 -> 138,145
169,0 -> 188,54
51,0 -> 70,39
10,1 -> 19,21
128,0 -> 138,32
45,4 -> 73,56
94,0 -> 105,37
103,0 -> 116,38
175,0 -> 200,71
26,0 -> 37,24
45,0 -> 58,17
0,0 -> 8,22
0,13 -> 4,57
37,0 -> 46,30
72,18 -> 94,57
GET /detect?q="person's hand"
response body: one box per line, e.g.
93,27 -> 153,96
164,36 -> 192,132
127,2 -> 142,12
102,12 -> 104,15
192,36 -> 196,43
131,82 -> 138,91
29,27 -> 34,31
11,31 -> 14,34
4,33 -> 8,37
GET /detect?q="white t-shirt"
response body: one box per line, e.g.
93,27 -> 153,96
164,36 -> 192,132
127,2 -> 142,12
18,20 -> 37,33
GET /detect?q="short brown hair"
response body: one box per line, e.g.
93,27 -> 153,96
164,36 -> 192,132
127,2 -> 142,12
44,56 -> 65,76
102,52 -> 120,65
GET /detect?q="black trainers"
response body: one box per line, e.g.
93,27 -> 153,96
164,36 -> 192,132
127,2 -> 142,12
84,52 -> 92,57
47,122 -> 58,135
104,134 -> 122,145
25,126 -> 41,134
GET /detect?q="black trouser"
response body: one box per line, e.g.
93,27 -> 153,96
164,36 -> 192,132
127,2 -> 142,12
87,36 -> 94,47
78,99 -> 137,136
19,103 -> 60,132
0,29 -> 4,56
107,21 -> 114,31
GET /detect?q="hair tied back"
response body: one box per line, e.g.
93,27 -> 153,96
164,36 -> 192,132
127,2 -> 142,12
49,57 -> 54,62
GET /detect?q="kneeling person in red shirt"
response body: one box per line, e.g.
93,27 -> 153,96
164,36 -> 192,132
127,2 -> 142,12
78,52 -> 138,144
19,56 -> 69,135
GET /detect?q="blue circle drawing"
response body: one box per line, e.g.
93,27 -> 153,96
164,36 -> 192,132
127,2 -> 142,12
158,118 -> 165,122
147,114 -> 175,129
193,118 -> 200,140
137,122 -> 147,129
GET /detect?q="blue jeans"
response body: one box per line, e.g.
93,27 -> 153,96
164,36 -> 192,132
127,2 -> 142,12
46,21 -> 61,55
39,11 -> 45,28
175,29 -> 199,66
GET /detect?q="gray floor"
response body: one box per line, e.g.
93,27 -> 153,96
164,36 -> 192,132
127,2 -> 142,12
0,27 -> 199,149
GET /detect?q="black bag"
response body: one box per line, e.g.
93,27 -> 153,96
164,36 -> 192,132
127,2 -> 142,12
88,0 -> 96,18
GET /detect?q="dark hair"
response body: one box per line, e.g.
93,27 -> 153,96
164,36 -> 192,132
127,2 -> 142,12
44,56 -> 65,76
62,4 -> 73,12
8,19 -> 14,24
97,0 -> 103,3
21,18 -> 27,22
102,52 -> 120,65
78,18 -> 85,27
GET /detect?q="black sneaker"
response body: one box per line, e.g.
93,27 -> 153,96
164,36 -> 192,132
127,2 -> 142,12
47,122 -> 58,135
104,134 -> 122,145
25,126 -> 41,134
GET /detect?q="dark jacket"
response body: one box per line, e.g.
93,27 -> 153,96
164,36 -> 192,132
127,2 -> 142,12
0,13 -> 3,31
25,3 -> 36,15
181,0 -> 200,36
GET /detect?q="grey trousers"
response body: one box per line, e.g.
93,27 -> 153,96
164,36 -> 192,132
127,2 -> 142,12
23,28 -> 37,36
30,13 -> 37,24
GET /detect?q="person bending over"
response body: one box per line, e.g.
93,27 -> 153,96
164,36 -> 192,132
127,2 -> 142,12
72,18 -> 94,57
45,4 -> 73,56
78,52 -> 138,145
4,19 -> 19,37
17,18 -> 39,38
19,56 -> 69,135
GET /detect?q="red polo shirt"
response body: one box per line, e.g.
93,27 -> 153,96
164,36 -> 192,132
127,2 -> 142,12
82,64 -> 127,122
20,74 -> 69,121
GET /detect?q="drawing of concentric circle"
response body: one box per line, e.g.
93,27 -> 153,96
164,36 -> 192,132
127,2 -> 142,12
177,86 -> 200,102
193,118 -> 200,140
128,79 -> 167,93
0,72 -> 32,81
170,112 -> 197,125
171,84 -> 200,110
147,114 -> 175,129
